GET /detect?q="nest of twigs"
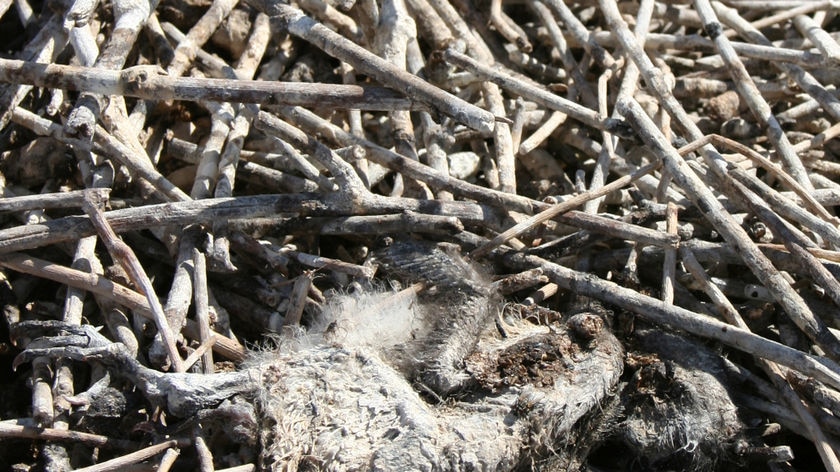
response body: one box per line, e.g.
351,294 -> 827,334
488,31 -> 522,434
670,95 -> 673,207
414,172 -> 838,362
3,0 -> 840,470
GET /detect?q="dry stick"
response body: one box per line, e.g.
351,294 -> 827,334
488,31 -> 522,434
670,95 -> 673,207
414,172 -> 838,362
82,190 -> 184,373
0,191 -> 90,212
793,13 -> 840,65
727,167 -> 840,248
518,111 -> 567,155
661,202 -> 678,304
73,439 -> 187,472
194,427 -> 214,472
712,1 -> 840,122
0,193 -> 493,253
167,0 -> 238,77
681,247 -> 840,471
794,120 -> 840,154
403,0 -> 446,50
255,112 -> 367,192
489,0 -> 531,52
232,212 -> 464,236
207,13 -> 273,276
271,106 -> 543,211
157,448 -> 180,472
375,0 -> 427,198
584,31 -> 826,68
443,48 -> 604,130
0,58 -> 421,110
693,0 -> 813,191
216,465 -> 255,472
470,161 -> 662,258
160,21 -> 234,77
542,0 -> 616,69
509,97 -> 527,152
246,1 -> 495,134
682,133 -> 834,224
162,0 -> 253,355
760,244 -> 840,265
0,0 -> 12,19
600,1 -> 840,361
719,172 -> 840,313
30,358 -> 52,426
298,0 -> 361,42
619,97 -> 840,362
11,108 -> 190,202
282,271 -> 313,327
0,419 -> 138,449
276,105 -> 673,246
483,82 -> 517,194
192,250 -> 214,374
215,13 -> 272,199
0,252 -> 246,361
285,250 -> 375,278
529,0 -> 596,107
66,3 -> 100,67
64,0 -> 159,168
0,13 -> 66,132
169,135 -> 335,191
587,0 -> 653,215
182,337 -> 215,372
729,0 -> 832,35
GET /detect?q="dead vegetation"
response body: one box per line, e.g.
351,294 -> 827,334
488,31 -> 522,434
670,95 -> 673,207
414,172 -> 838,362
2,0 -> 840,470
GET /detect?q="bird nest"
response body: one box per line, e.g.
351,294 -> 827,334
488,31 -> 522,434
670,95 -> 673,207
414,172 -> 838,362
2,0 -> 840,470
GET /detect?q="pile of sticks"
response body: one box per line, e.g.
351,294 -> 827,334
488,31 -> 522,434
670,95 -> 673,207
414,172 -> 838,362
3,0 -> 840,469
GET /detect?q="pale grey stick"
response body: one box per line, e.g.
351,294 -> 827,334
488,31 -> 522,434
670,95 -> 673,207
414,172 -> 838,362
587,0 -> 654,214
0,252 -> 246,362
528,0 -> 596,107
619,96 -> 840,362
374,0 -> 425,197
245,0 -> 495,133
581,31 -> 828,68
442,48 -> 605,130
542,0 -> 616,68
694,0 -> 813,190
601,0 -> 840,361
0,14 -> 66,132
793,13 -> 840,65
168,136 -> 335,192
518,110 -> 566,155
276,105 -> 677,247
483,82 -> 517,194
0,58 -> 422,111
82,190 -> 184,373
298,0 -> 360,42
192,250 -> 214,374
273,106 -> 543,212
0,193 -> 495,254
489,0 -> 530,52
470,161 -> 663,258
712,1 -> 840,122
167,0 -> 237,77
661,202 -> 678,304
254,112 -> 367,192
64,0 -> 160,161
0,191 -> 89,213
11,108 -> 189,202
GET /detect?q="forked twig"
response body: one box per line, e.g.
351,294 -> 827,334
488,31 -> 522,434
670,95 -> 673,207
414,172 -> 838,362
81,189 -> 185,372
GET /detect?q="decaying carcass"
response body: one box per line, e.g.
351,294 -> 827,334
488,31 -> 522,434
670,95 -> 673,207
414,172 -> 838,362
13,240 -> 756,470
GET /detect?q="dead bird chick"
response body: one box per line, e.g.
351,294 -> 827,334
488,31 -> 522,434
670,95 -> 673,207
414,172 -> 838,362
13,241 -> 624,471
371,239 -> 498,396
